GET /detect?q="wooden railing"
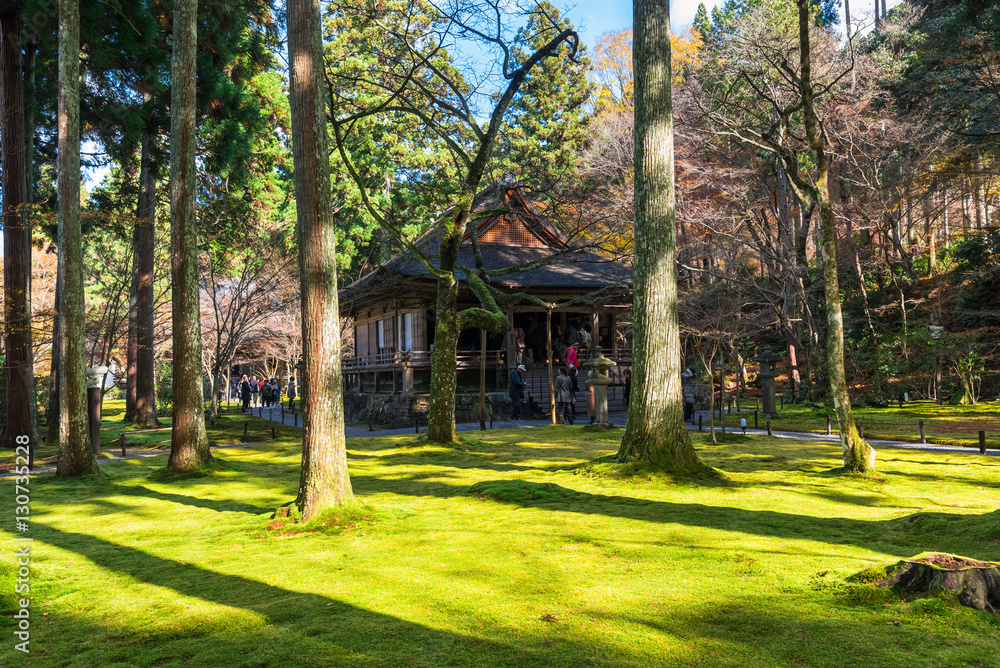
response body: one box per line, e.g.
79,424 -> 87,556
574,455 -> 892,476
342,349 -> 506,371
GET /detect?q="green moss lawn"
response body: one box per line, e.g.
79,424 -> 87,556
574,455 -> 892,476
4,412 -> 1000,666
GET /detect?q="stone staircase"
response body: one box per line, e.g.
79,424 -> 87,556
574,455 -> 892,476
520,367 -> 627,418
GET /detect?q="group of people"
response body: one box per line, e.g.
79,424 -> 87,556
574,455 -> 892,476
554,366 -> 587,425
235,375 -> 296,413
509,362 -> 605,425
510,318 -> 595,367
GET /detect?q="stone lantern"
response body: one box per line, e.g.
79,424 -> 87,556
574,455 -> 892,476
755,353 -> 781,417
583,346 -> 617,427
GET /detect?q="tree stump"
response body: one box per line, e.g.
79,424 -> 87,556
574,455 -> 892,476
887,553 -> 1000,613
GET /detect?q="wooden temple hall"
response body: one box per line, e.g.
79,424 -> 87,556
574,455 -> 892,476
340,183 -> 634,398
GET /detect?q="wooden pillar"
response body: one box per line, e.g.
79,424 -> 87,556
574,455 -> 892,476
547,307 -> 556,425
610,311 -> 618,357
479,328 -> 487,430
590,311 -> 599,355
506,306 -> 516,373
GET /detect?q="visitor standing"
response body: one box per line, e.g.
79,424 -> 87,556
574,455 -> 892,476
240,375 -> 252,413
555,367 -> 574,424
261,379 -> 273,408
566,342 -> 578,369
286,376 -> 297,409
682,368 -> 696,422
509,363 -> 526,420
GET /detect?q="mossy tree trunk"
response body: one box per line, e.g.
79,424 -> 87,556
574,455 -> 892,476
796,0 -> 874,472
0,3 -> 36,449
167,0 -> 212,472
288,0 -> 354,518
133,122 -> 160,428
46,267 -> 62,443
56,0 -> 99,476
125,247 -> 138,422
427,232 -> 464,444
617,0 -> 701,472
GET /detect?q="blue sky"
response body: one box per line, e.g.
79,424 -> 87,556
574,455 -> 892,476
564,0 -> 907,51
563,0 -> 716,46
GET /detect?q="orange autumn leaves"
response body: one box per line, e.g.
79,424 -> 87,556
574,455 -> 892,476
592,27 -> 703,111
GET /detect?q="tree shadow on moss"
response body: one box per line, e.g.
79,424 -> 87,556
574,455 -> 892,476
31,523 -> 646,667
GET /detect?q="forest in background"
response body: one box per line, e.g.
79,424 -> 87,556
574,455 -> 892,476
1,0 -> 999,436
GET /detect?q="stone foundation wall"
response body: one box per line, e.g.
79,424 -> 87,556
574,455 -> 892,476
344,392 -> 516,425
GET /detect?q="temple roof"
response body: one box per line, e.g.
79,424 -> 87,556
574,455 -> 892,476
343,182 -> 632,309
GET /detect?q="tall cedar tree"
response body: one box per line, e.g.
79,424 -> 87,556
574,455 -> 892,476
616,0 -> 702,472
1,1 -> 36,448
167,0 -> 212,471
80,0 -> 279,427
56,0 -> 99,474
289,0 -> 354,518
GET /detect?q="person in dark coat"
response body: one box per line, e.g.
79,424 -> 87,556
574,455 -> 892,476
555,367 -> 574,425
239,375 -> 252,413
261,380 -> 273,408
287,377 -> 297,409
682,368 -> 696,422
509,364 -> 526,420
250,375 -> 260,407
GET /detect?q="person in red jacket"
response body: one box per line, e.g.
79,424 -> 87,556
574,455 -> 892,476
566,342 -> 579,369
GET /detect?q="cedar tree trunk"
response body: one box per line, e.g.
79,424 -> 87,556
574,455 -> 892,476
134,125 -> 160,427
1,3 -> 35,449
617,0 -> 701,472
56,0 -> 98,475
167,0 -> 211,471
288,0 -> 354,518
125,242 -> 137,421
46,266 -> 62,443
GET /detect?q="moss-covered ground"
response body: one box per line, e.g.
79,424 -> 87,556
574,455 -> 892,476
739,399 -> 1000,449
3,412 -> 1000,666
